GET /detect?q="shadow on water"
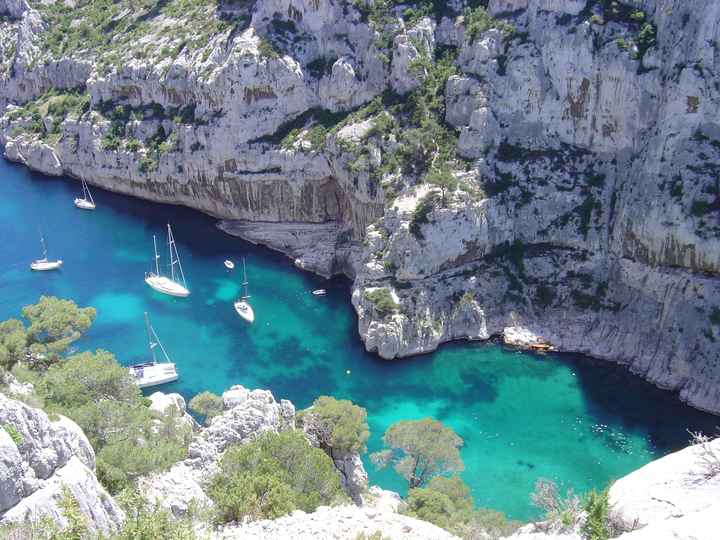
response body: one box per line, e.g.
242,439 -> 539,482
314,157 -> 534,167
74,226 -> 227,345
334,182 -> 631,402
2,155 -> 719,520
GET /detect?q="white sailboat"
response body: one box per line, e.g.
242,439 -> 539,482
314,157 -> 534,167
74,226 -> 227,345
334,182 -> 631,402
145,224 -> 190,297
129,312 -> 179,388
234,258 -> 255,323
74,177 -> 96,210
30,233 -> 62,271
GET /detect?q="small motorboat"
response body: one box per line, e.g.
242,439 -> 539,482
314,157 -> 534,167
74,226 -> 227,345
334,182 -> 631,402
224,259 -> 235,270
234,258 -> 255,323
30,234 -> 62,271
312,289 -> 327,296
74,177 -> 96,210
129,312 -> 179,388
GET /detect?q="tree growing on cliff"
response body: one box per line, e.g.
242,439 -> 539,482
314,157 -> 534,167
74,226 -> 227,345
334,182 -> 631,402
298,396 -> 370,455
21,296 -> 96,365
189,391 -> 224,425
370,418 -> 464,488
425,163 -> 458,207
0,318 -> 28,371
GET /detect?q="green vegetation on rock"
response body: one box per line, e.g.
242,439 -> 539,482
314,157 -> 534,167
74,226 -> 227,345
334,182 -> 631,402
405,476 -> 520,539
299,396 -> 370,454
209,430 -> 347,523
3,297 -> 189,494
188,391 -> 224,425
364,288 -> 400,317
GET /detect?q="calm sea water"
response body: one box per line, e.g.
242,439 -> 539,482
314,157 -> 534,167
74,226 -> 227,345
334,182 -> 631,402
1,156 -> 717,520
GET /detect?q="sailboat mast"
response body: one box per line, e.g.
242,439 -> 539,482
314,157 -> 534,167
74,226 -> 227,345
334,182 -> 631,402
152,235 -> 160,275
242,258 -> 250,300
84,178 -> 95,205
167,224 -> 187,287
40,234 -> 47,259
145,312 -> 158,364
167,224 -> 176,282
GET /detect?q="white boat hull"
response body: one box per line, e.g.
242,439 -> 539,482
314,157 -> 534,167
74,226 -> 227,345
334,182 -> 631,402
74,198 -> 96,210
30,259 -> 63,271
224,260 -> 235,269
145,274 -> 190,297
129,362 -> 178,388
312,289 -> 327,296
234,300 -> 255,323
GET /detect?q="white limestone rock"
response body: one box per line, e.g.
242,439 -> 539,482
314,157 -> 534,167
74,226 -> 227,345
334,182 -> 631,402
390,17 -> 436,95
212,499 -> 460,540
609,437 -> 720,534
0,394 -> 124,534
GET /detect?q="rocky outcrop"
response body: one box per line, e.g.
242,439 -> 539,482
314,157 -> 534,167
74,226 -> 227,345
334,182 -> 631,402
212,487 -> 459,540
148,391 -> 199,434
511,436 -> 720,540
1,0 -> 719,414
139,385 -> 296,517
0,393 -> 124,534
609,436 -> 720,538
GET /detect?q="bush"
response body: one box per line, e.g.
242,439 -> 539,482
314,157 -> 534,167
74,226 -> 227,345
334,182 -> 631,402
582,489 -> 611,540
189,391 -> 224,425
0,319 -> 27,371
405,476 -> 520,538
32,349 -> 189,493
409,192 -> 440,240
299,396 -> 369,454
364,288 -> 399,317
209,430 -> 346,524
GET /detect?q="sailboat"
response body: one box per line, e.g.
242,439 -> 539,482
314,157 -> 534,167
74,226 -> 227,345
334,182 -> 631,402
234,258 -> 255,323
128,312 -> 179,388
145,224 -> 190,297
74,177 -> 96,210
30,233 -> 63,271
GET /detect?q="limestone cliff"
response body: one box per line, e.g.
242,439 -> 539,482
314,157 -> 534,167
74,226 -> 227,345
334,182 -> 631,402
0,393 -> 125,535
1,0 -> 719,412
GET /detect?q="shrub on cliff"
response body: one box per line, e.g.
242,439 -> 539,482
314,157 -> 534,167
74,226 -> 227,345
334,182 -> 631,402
364,288 -> 399,317
371,418 -> 464,488
34,349 -> 189,493
189,391 -> 224,425
209,430 -> 347,523
404,476 -> 520,538
298,396 -> 370,455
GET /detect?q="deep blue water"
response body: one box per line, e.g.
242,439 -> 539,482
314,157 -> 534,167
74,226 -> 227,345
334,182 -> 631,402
1,156 -> 717,520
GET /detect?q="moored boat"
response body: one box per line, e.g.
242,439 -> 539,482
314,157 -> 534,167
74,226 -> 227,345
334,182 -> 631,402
145,224 -> 190,297
129,312 -> 179,388
234,258 -> 255,323
224,259 -> 235,270
74,177 -> 96,210
30,234 -> 62,271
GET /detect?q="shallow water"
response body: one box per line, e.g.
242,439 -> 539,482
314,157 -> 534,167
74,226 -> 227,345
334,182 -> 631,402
1,157 -> 717,520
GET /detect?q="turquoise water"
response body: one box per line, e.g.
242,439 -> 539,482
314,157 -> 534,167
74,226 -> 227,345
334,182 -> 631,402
1,157 -> 717,520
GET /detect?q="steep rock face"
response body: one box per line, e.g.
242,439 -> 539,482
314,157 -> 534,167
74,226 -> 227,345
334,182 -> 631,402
0,0 -> 719,413
350,0 -> 720,413
140,385 -> 296,517
0,393 -> 124,534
